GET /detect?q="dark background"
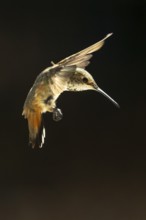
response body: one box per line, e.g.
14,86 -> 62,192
0,1 -> 146,219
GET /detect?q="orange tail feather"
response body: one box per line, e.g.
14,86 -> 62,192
22,108 -> 45,148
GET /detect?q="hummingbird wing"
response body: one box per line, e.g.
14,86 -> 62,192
42,33 -> 113,84
42,65 -> 77,95
56,33 -> 113,69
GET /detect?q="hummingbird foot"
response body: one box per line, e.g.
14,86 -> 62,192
53,108 -> 63,121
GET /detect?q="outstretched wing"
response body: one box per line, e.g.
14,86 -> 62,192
56,33 -> 113,69
42,33 -> 113,75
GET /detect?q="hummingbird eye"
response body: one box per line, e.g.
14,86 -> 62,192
82,77 -> 88,83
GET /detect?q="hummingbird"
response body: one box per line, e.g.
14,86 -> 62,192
22,33 -> 119,148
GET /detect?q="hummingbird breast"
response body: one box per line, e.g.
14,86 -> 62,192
23,78 -> 56,114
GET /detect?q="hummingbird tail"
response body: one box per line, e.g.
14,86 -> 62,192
22,108 -> 45,148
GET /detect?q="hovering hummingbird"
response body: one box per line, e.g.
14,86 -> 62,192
22,33 -> 119,148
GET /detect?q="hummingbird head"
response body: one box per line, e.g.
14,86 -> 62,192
67,67 -> 98,91
67,67 -> 119,108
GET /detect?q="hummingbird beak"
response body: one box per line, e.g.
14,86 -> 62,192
93,84 -> 119,108
98,87 -> 120,108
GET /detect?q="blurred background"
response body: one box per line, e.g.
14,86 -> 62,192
0,1 -> 146,219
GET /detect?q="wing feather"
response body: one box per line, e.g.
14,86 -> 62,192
57,33 -> 113,69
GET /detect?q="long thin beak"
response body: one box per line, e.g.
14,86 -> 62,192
97,87 -> 120,108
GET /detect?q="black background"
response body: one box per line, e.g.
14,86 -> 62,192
0,1 -> 146,219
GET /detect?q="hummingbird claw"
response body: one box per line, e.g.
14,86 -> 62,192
53,108 -> 63,121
